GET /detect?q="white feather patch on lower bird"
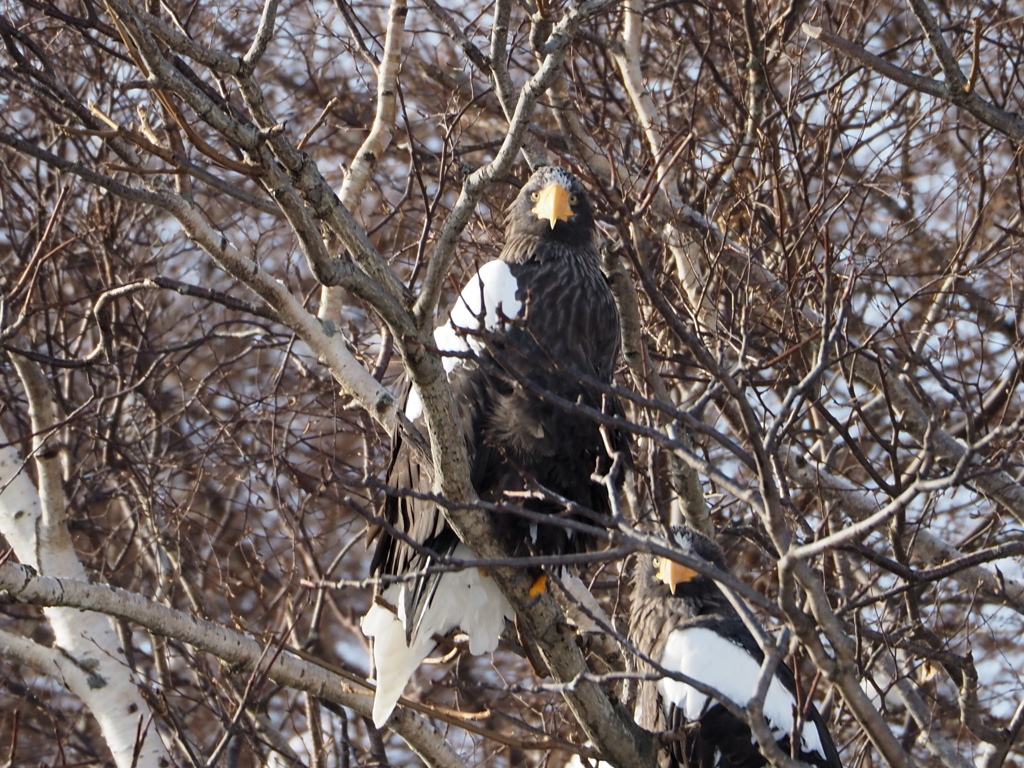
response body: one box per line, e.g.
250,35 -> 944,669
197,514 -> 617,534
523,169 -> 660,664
563,747 -> 614,768
361,543 -> 514,728
658,627 -> 825,758
406,261 -> 523,420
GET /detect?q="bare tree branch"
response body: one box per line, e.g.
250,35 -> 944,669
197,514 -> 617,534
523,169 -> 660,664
0,563 -> 466,768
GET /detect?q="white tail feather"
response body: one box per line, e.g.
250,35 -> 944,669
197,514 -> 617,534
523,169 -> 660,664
361,595 -> 436,728
361,544 -> 514,728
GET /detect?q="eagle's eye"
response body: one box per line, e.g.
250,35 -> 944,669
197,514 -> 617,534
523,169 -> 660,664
652,557 -> 661,568
568,193 -> 578,205
530,191 -> 540,202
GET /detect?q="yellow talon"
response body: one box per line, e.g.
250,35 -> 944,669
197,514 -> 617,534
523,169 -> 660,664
529,574 -> 548,598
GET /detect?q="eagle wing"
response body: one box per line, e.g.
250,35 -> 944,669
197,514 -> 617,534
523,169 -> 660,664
636,611 -> 843,768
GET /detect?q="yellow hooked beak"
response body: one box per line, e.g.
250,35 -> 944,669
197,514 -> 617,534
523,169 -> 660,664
531,183 -> 574,228
655,557 -> 699,591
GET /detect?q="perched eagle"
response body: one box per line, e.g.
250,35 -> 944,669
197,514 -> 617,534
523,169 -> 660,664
630,527 -> 843,768
362,166 -> 629,727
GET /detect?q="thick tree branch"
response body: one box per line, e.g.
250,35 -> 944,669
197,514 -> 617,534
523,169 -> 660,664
804,24 -> 1024,142
0,563 -> 466,768
0,130 -> 399,427
320,0 -> 409,323
784,451 -> 1024,612
0,372 -> 171,768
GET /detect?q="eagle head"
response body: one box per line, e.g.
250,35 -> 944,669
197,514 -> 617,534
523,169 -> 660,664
506,166 -> 595,245
649,526 -> 731,599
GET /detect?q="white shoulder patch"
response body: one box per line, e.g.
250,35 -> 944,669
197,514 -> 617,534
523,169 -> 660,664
658,627 -> 825,758
444,260 -> 523,362
406,261 -> 523,420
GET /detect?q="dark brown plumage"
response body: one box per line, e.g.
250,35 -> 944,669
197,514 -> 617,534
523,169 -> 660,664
630,527 -> 843,768
361,166 -> 630,726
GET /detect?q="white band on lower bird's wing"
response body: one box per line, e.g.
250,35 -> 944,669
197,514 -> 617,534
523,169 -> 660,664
658,627 -> 825,757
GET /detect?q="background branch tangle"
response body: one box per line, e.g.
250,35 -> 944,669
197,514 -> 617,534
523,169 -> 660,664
0,0 -> 1023,766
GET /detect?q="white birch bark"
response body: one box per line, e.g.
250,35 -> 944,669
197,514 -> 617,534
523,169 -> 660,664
0,354 -> 171,768
0,562 -> 467,768
613,0 -> 717,332
320,0 -> 409,324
